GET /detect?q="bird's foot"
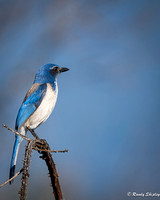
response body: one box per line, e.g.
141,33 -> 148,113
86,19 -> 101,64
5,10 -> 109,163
28,128 -> 40,140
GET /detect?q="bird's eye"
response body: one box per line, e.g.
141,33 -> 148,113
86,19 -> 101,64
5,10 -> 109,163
53,66 -> 58,71
49,66 -> 59,76
49,66 -> 58,71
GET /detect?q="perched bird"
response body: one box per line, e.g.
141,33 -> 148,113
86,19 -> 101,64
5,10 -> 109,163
9,63 -> 69,183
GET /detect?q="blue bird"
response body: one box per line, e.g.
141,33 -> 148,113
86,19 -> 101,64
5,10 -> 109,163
9,63 -> 69,183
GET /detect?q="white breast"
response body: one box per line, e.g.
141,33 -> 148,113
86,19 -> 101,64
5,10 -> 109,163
26,83 -> 58,129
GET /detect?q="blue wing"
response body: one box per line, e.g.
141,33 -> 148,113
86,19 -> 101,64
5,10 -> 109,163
15,83 -> 47,130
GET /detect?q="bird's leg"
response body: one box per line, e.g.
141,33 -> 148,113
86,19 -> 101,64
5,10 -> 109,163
28,128 -> 40,140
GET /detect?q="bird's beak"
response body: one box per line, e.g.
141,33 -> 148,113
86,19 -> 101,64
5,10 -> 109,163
59,67 -> 69,73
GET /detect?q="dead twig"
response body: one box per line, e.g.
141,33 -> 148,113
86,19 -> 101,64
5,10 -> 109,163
33,147 -> 68,153
1,124 -> 67,200
0,169 -> 23,188
2,124 -> 31,141
36,139 -> 63,200
2,124 -> 68,153
19,140 -> 36,200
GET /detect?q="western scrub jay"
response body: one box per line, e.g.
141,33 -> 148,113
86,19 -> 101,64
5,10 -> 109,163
9,63 -> 69,183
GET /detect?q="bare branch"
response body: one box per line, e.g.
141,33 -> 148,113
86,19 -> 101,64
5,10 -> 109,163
33,147 -> 68,153
2,124 -> 68,153
2,124 -> 67,200
0,169 -> 23,188
2,124 -> 31,141
37,140 -> 63,200
19,140 -> 35,200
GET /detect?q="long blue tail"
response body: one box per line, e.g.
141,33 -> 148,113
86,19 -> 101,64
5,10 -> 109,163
9,135 -> 20,184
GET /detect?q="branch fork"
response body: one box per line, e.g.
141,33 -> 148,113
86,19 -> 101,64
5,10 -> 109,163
0,124 -> 68,200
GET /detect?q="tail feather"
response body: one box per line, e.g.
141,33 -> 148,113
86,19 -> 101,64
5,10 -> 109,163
9,135 -> 20,184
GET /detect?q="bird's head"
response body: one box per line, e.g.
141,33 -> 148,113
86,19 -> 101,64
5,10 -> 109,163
49,64 -> 69,76
34,63 -> 69,84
